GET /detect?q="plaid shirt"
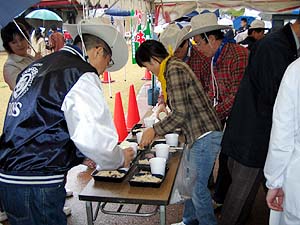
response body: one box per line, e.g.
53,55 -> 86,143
189,43 -> 249,121
153,58 -> 222,146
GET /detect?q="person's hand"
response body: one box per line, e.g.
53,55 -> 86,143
266,188 -> 284,211
139,127 -> 156,149
82,158 -> 96,169
122,147 -> 135,168
34,52 -> 42,60
156,104 -> 168,120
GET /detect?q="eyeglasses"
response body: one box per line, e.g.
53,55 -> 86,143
193,33 -> 210,47
193,37 -> 205,47
107,57 -> 114,68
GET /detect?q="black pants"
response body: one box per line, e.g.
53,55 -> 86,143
213,151 -> 231,204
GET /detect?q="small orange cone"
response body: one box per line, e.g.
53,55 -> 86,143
142,69 -> 152,80
113,92 -> 128,142
102,71 -> 115,83
127,85 -> 140,130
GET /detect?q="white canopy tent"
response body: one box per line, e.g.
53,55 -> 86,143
153,0 -> 300,13
76,0 -> 300,13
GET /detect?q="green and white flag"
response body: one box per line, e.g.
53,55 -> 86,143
131,11 -> 152,64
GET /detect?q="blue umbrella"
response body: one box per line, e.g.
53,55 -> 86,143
25,9 -> 63,29
0,0 -> 39,29
105,9 -> 131,17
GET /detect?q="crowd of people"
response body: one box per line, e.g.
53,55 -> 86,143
136,13 -> 300,225
0,11 -> 299,225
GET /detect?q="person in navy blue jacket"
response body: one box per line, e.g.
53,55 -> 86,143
0,21 -> 134,225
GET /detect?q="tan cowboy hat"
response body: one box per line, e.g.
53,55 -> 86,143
183,13 -> 231,41
64,20 -> 128,72
159,23 -> 191,54
249,19 -> 268,30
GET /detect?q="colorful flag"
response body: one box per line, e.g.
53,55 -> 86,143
131,11 -> 152,64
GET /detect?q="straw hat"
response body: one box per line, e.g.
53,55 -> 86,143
249,19 -> 268,29
183,13 -> 231,40
64,20 -> 128,72
159,23 -> 191,54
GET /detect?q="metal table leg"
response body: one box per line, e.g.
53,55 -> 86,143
159,205 -> 166,225
86,201 -> 94,225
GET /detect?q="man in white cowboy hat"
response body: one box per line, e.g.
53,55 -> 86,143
239,19 -> 269,50
184,13 -> 248,124
171,12 -> 249,225
0,20 -> 135,225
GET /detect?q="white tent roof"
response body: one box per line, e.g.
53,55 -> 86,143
153,0 -> 300,13
76,0 -> 299,14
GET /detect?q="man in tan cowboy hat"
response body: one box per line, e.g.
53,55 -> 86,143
0,20 -> 135,225
239,19 -> 269,50
170,12 -> 249,225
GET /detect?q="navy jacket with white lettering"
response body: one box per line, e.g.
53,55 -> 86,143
0,46 -> 97,180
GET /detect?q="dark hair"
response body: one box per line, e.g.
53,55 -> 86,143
241,18 -> 247,23
51,24 -> 57,31
34,27 -> 43,41
200,30 -> 224,43
1,22 -> 29,54
135,40 -> 168,67
248,28 -> 265,35
178,39 -> 188,48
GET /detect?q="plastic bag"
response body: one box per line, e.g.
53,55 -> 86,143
169,146 -> 196,204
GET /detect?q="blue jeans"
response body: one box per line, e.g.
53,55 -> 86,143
183,131 -> 222,225
0,182 -> 66,225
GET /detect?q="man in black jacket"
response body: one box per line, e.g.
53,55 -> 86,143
0,21 -> 134,225
219,17 -> 300,225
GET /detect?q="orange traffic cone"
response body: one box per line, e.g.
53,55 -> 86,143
127,84 -> 140,130
113,92 -> 128,142
142,69 -> 152,80
102,71 -> 115,83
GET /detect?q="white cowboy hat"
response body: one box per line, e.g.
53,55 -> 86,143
183,13 -> 231,41
159,23 -> 191,54
249,19 -> 268,30
64,20 -> 128,72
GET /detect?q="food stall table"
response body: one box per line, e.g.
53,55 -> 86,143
79,149 -> 182,225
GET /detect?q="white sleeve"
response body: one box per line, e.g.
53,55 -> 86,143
61,72 -> 124,170
264,61 -> 298,189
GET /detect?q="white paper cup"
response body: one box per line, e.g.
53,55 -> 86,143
149,157 -> 166,176
144,117 -> 155,128
136,132 -> 143,144
155,143 -> 169,160
165,133 -> 179,147
158,111 -> 167,120
128,142 -> 138,157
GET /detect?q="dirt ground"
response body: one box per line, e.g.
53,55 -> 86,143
0,51 -> 270,225
0,49 -> 146,134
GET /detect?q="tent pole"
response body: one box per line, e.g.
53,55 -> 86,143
108,72 -> 113,98
13,20 -> 37,54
